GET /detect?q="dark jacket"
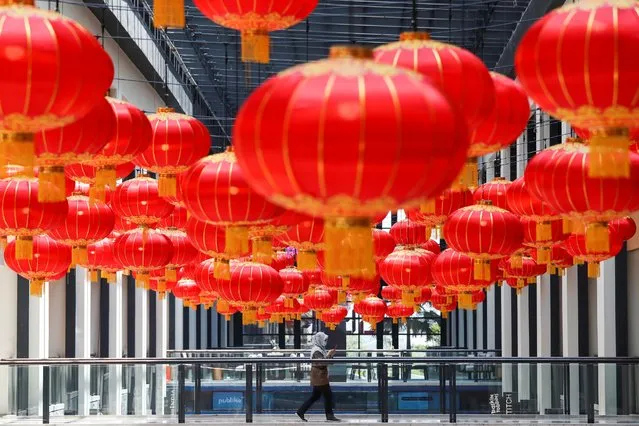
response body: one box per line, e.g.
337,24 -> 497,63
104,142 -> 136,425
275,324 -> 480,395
310,351 -> 332,386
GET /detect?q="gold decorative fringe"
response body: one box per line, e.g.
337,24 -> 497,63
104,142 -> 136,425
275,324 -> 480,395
136,271 -> 149,288
252,237 -> 273,265
72,246 -> 89,266
509,254 -> 523,269
575,257 -> 585,265
1,132 -> 34,169
225,225 -> 249,258
516,287 -> 522,296
241,30 -> 270,64
401,290 -> 415,307
30,279 -> 44,297
585,222 -> 610,253
38,166 -> 67,202
420,199 -> 436,214
473,259 -> 492,281
537,247 -> 550,264
152,0 -> 185,28
441,311 -> 449,319
157,279 -> 167,292
536,221 -> 552,242
213,259 -> 231,280
392,318 -> 398,324
451,159 -> 478,191
104,271 -> 117,284
458,293 -> 473,310
89,185 -> 107,203
297,250 -> 318,271
90,269 -> 99,282
324,217 -> 375,279
547,264 -> 557,275
587,262 -> 600,278
95,166 -> 117,190
158,174 -> 177,197
165,267 -> 177,282
527,276 -> 537,284
588,129 -> 629,178
0,236 -> 6,249
16,236 -> 33,260
184,299 -> 191,308
123,269 -> 130,276
217,299 -> 230,312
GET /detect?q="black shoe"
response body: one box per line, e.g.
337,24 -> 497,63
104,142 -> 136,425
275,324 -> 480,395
327,417 -> 341,422
296,411 -> 307,422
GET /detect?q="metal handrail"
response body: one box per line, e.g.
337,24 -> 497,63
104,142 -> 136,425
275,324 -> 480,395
166,348 -> 501,354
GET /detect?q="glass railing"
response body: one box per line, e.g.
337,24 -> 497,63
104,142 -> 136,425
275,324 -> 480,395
0,357 -> 637,423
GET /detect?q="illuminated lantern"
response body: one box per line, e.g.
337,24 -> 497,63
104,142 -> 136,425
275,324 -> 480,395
65,162 -> 135,186
374,32 -> 495,187
408,188 -> 472,233
216,262 -> 283,324
373,229 -> 396,263
0,3 -> 113,169
135,108 -> 210,196
87,99 -> 152,201
158,205 -> 188,230
421,239 -> 441,255
35,97 -> 115,202
389,220 -> 429,248
521,218 -> 568,264
280,267 -> 310,308
379,249 -> 435,307
192,0 -> 318,63
181,150 -> 283,259
432,249 -> 493,309
515,0 -> 639,178
443,201 -> 523,281
431,288 -> 457,319
161,229 -> 199,281
472,178 -> 511,210
304,287 -> 336,314
233,46 -> 469,281
354,296 -> 387,330
0,177 -> 68,259
113,228 -> 174,287
563,228 -> 624,278
48,194 -> 116,265
5,235 -> 71,296
524,139 -> 639,253
278,216 -> 324,271
501,256 -> 547,294
321,305 -> 348,330
110,176 -> 174,227
387,303 -> 414,324
86,236 -> 120,284
172,278 -> 201,308
506,176 -> 560,243
610,217 -> 637,241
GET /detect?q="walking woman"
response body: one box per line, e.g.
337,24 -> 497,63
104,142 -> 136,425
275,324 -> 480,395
296,332 -> 341,422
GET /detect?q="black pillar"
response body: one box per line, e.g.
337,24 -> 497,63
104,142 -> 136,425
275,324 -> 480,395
99,278 -> 110,358
148,291 -> 156,357
278,322 -> 286,349
232,312 -> 243,347
65,269 -> 76,358
168,294 -> 175,350
126,275 -> 136,357
293,319 -> 302,349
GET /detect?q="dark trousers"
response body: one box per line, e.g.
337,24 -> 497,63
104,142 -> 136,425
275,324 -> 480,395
298,384 -> 334,418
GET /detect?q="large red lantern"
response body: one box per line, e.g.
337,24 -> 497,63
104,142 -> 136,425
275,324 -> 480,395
234,47 -> 469,280
389,220 -> 429,248
113,228 -> 174,287
158,205 -> 188,230
192,0 -> 318,63
515,0 -> 639,178
110,176 -> 174,226
354,296 -> 387,330
379,249 -> 436,307
0,3 -> 113,169
321,305 -> 348,330
563,227 -> 624,278
278,216 -> 324,271
472,178 -> 511,210
35,97 -> 115,202
135,108 -> 210,197
524,139 -> 639,252
280,267 -> 310,307
408,188 -> 472,231
443,201 -> 523,281
181,150 -> 283,258
5,235 -> 71,296
48,194 -> 115,265
0,177 -> 68,259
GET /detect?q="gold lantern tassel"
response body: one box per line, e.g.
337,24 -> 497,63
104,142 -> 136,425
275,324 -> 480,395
165,267 -> 177,282
105,271 -> 117,284
241,30 -> 270,64
89,185 -> 107,203
536,221 -> 552,242
537,247 -> 550,264
225,225 -> 249,258
585,222 -> 610,253
546,264 -> 557,275
72,246 -> 89,266
157,279 -> 167,293
441,310 -> 448,319
252,237 -> 273,265
458,293 -> 472,310
214,259 -> 231,280
30,279 -> 44,297
158,173 -> 177,197
473,259 -> 484,281
517,279 -> 525,291
588,128 -> 630,178
159,291 -> 166,300
152,0 -> 184,28
557,267 -> 566,276
401,290 -> 414,307
516,287 -> 522,296
452,158 -> 478,191
509,254 -> 523,269
136,271 -> 149,288
16,236 -> 33,260
2,132 -> 34,169
38,166 -> 67,202
324,217 -> 375,279
392,317 -> 398,325
574,257 -> 585,265
420,199 -> 436,214
0,236 -> 7,249
95,166 -> 117,190
297,250 -> 318,271
90,269 -> 99,283
587,262 -> 600,278
184,299 -> 191,308
562,217 -> 573,234
527,277 -> 537,284
338,291 -> 346,304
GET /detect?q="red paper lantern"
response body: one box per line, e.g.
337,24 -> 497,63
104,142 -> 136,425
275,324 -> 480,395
113,228 -> 174,287
373,229 -> 396,263
610,216 -> 637,241
563,227 -> 624,278
5,235 -> 71,296
280,267 -> 310,307
161,229 -> 199,281
501,256 -> 547,294
432,249 -> 493,308
542,244 -> 574,275
192,0 -> 318,63
379,249 -> 435,307
515,0 -> 639,178
348,274 -> 381,303
0,177 -> 68,259
506,176 -> 560,245
192,259 -> 219,297
181,150 -> 283,259
472,178 -> 511,210
111,176 -> 174,226
431,288 -> 457,318
35,97 -> 115,202
87,99 -> 152,200
86,236 -> 121,284
216,300 -> 239,319
354,296 -> 387,330
390,220 -> 429,248
321,305 -> 348,330
173,278 -> 201,307
408,188 -> 472,231
443,202 -> 523,281
304,287 -> 336,313
524,139 -> 639,252
421,239 -> 441,255
48,194 -> 115,265
521,218 -> 568,265
158,205 -> 188,230
270,251 -> 295,271
135,108 -> 210,197
233,46 -> 469,280
386,303 -> 415,324
279,216 -> 324,271
0,4 -> 113,169
381,285 -> 402,302
414,286 -> 433,305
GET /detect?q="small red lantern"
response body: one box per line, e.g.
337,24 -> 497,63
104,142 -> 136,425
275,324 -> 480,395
408,188 -> 472,231
501,256 -> 547,294
432,249 -> 493,309
158,205 -> 188,230
321,305 -> 348,330
563,228 -> 624,278
389,220 -> 429,248
173,278 -> 201,308
192,259 -> 219,297
421,239 -> 441,255
379,249 -> 435,307
216,300 -> 239,320
278,216 -> 324,271
386,303 -> 415,324
521,218 -> 568,264
610,217 -> 637,241
472,177 -> 511,210
111,176 -> 174,226
431,288 -> 457,319
541,245 -> 574,276
354,296 -> 387,330
113,228 -> 174,287
280,267 -> 310,307
506,176 -> 560,243
348,274 -> 381,303
86,236 -> 121,284
373,229 -> 396,263
5,235 -> 71,296
304,287 -> 337,314
161,229 -> 199,281
270,251 -> 295,271
381,285 -> 402,303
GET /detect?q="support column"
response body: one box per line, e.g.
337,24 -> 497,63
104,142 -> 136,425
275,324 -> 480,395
597,258 -> 617,415
200,306 -> 208,350
501,284 -> 513,392
29,279 -> 49,416
189,308 -> 197,349
450,311 -> 457,347
155,293 -> 168,415
486,286 -> 496,351
134,285 -> 149,415
476,303 -> 484,350
76,267 -> 91,417
211,308 -> 219,348
537,275 -> 552,414
108,272 -> 124,415
174,298 -> 183,350
0,267 -> 17,415
466,310 -> 475,350
458,310 -> 465,348
562,267 -> 580,416
517,286 -> 531,401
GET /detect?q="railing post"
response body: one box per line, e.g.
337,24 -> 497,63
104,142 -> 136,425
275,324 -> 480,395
194,364 -> 201,414
178,364 -> 186,424
439,364 -> 446,415
245,363 -> 253,423
42,366 -> 49,425
449,364 -> 457,423
256,363 -> 263,413
377,363 -> 388,423
585,364 -> 594,424
563,364 -> 569,415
